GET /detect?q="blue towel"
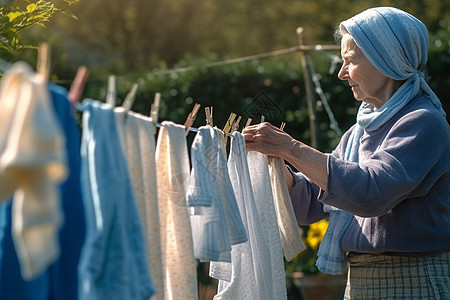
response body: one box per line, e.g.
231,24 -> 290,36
77,100 -> 154,300
0,84 -> 86,299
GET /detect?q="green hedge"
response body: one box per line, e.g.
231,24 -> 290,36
82,24 -> 449,153
83,52 -> 354,153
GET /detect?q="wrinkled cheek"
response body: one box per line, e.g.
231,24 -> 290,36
351,87 -> 364,100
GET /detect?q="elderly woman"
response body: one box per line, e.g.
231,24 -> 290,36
243,7 -> 450,299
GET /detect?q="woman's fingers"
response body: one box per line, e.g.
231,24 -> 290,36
242,122 -> 291,157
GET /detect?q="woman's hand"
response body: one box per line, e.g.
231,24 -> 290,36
242,122 -> 296,159
242,122 -> 329,191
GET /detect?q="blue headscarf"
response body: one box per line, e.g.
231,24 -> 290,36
316,7 -> 446,275
341,6 -> 445,132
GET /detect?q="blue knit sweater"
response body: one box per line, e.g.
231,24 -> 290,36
290,93 -> 450,255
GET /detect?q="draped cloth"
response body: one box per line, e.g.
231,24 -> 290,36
187,126 -> 247,262
0,83 -> 86,300
269,157 -> 305,261
114,108 -> 164,300
0,62 -> 67,279
211,133 -> 272,300
316,7 -> 446,275
211,132 -> 287,300
78,100 -> 154,300
155,121 -> 198,299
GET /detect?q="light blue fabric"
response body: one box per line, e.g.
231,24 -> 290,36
316,7 -> 446,275
78,100 -> 154,300
188,126 -> 247,262
0,84 -> 86,299
188,126 -> 232,262
0,202 -> 7,284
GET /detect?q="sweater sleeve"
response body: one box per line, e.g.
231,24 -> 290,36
320,107 -> 450,217
288,169 -> 327,225
287,126 -> 354,225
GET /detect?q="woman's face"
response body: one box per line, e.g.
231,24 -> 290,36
338,34 -> 393,108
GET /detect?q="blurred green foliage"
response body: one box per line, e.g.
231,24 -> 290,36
76,22 -> 449,153
0,0 -> 78,53
78,51 -> 353,153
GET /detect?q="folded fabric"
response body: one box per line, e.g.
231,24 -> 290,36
0,62 -> 67,280
269,157 -> 305,261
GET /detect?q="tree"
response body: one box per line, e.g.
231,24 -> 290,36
0,0 -> 79,54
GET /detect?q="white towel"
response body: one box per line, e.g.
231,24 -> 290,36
211,133 -> 284,300
155,121 -> 198,299
114,108 -> 164,300
247,151 -> 287,300
0,62 -> 67,279
269,157 -> 305,261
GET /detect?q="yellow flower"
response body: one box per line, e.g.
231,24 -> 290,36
306,218 -> 328,250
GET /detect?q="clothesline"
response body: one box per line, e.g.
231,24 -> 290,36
0,60 -> 307,299
52,44 -> 341,85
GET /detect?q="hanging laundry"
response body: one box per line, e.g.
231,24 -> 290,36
0,62 -> 67,280
155,121 -> 198,300
214,128 -> 247,247
210,132 -> 272,300
114,107 -> 164,300
247,151 -> 287,300
0,83 -> 87,300
187,126 -> 232,262
269,157 -> 305,261
78,100 -> 154,300
186,126 -> 247,262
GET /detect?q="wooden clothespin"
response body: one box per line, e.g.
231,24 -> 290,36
243,118 -> 252,131
184,103 -> 201,135
280,122 -> 286,131
122,83 -> 139,114
205,106 -> 213,126
37,43 -> 50,82
150,92 -> 161,134
106,75 -> 116,107
223,112 -> 237,137
260,115 -> 265,123
68,65 -> 89,104
231,115 -> 242,133
241,118 -> 252,133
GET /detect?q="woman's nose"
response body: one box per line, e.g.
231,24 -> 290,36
337,63 -> 347,80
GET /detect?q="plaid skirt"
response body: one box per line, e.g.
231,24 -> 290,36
344,250 -> 450,300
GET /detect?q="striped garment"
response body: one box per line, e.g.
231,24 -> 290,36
344,251 -> 450,299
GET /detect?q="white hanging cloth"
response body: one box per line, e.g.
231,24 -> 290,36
114,108 -> 165,300
269,157 -> 305,261
155,121 -> 198,299
247,151 -> 287,299
211,132 -> 285,300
